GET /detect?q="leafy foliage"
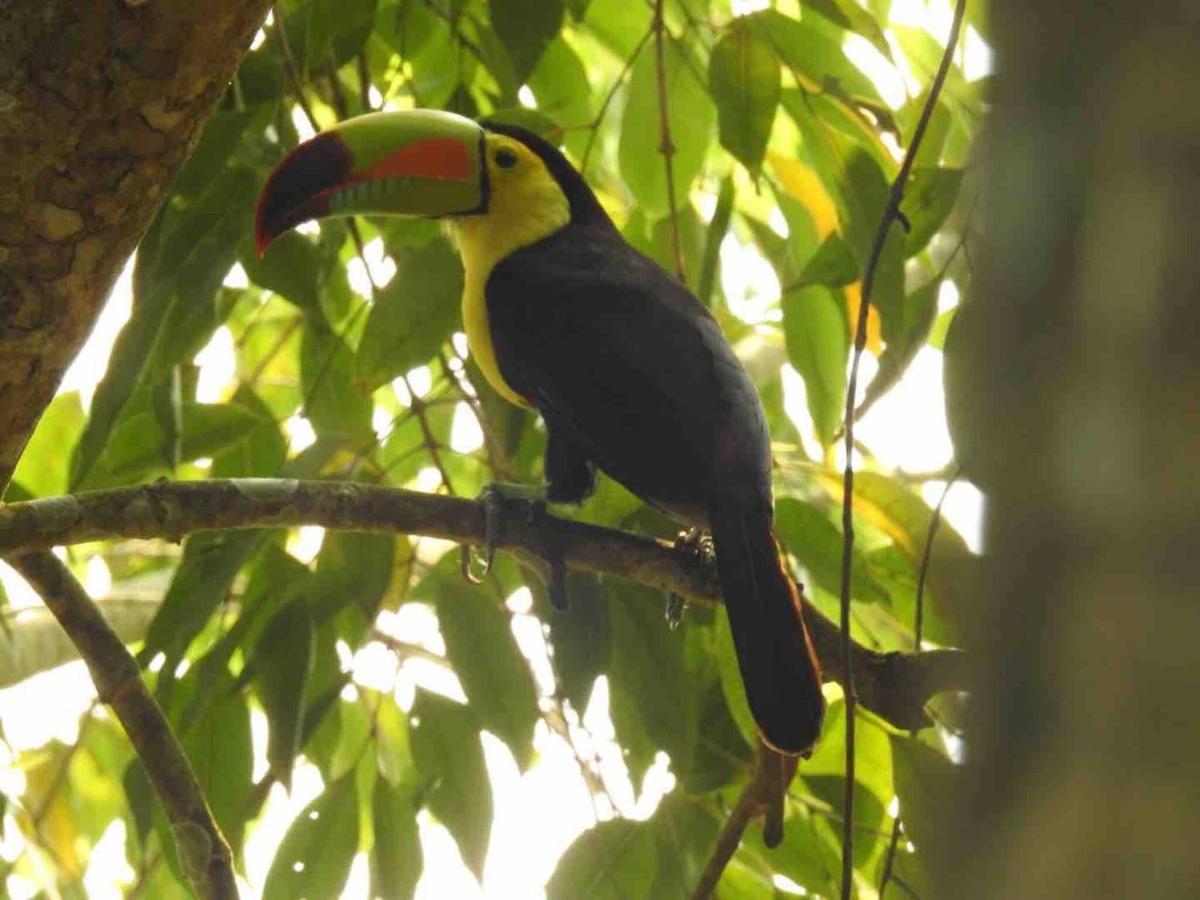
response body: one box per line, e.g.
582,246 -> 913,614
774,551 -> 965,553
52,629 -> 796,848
3,0 -> 987,895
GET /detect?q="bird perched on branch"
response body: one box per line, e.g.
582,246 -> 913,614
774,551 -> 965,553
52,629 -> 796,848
256,109 -> 826,755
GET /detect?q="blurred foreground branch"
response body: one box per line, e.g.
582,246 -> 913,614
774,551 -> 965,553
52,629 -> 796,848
0,478 -> 965,729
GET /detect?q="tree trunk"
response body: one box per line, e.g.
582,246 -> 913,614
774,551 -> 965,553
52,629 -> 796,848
946,4 -> 1200,896
0,0 -> 272,492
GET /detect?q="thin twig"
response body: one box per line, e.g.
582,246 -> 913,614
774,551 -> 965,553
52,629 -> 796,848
8,552 -> 236,900
0,478 -> 967,731
652,0 -> 686,283
437,350 -> 510,479
578,27 -> 654,173
836,2 -> 967,897
879,469 -> 960,897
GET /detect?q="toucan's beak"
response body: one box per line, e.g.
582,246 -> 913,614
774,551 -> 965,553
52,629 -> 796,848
255,109 -> 487,255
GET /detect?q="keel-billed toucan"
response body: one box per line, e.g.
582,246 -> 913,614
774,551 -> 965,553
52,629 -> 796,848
256,109 -> 826,755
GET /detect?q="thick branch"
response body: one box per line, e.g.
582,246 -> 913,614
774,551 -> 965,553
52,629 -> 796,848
0,479 -> 965,728
8,551 -> 235,900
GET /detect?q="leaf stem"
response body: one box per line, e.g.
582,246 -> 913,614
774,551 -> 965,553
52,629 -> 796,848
653,0 -> 687,283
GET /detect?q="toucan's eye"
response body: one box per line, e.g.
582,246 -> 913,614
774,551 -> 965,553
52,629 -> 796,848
494,147 -> 518,170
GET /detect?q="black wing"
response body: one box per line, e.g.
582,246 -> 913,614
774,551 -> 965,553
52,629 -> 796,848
485,224 -> 771,518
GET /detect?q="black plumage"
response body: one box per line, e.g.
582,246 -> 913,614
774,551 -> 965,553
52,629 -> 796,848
483,124 -> 826,755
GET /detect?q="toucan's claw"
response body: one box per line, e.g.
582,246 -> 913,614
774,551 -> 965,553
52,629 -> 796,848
463,482 -> 559,590
667,527 -> 713,626
460,485 -> 507,585
459,544 -> 489,585
665,595 -> 685,630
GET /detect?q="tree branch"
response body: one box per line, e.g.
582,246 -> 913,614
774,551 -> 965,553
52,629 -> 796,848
0,478 -> 964,729
7,551 -> 236,900
690,741 -> 795,900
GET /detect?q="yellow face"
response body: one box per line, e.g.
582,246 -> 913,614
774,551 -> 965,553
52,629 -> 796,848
449,132 -> 571,262
447,131 -> 572,408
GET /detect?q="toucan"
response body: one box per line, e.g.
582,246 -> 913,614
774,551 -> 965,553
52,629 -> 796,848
255,109 -> 826,755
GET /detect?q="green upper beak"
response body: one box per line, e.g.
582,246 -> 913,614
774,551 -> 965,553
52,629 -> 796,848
255,109 -> 487,254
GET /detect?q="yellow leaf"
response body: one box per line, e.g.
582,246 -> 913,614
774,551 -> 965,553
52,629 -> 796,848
843,281 -> 883,355
20,748 -> 82,878
768,153 -> 838,239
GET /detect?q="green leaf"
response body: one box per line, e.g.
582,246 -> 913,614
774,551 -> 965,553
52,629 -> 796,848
582,0 -> 649,58
709,20 -> 780,176
302,323 -> 373,442
374,693 -> 416,788
697,175 -> 735,307
80,401 -> 266,489
182,690 -> 252,853
547,819 -> 656,900
262,773 -> 360,900
749,10 -> 884,108
739,799 -> 838,895
544,572 -> 609,713
11,392 -> 84,497
527,38 -> 593,154
825,470 -> 975,642
796,232 -> 859,288
901,168 -> 964,257
211,385 -> 288,477
253,601 -> 316,788
355,237 -> 463,389
172,109 -> 264,200
415,556 -> 538,770
410,691 -> 491,879
71,168 -> 254,488
491,0 -> 565,82
606,580 -> 698,782
891,735 -> 959,885
713,607 -> 757,749
313,531 -> 396,639
141,531 -> 266,666
781,285 -> 847,445
303,0 -> 378,72
857,277 -> 940,415
370,777 -> 422,900
619,37 -> 714,217
175,542 -> 308,733
805,699 -> 894,809
800,0 -> 892,59
241,232 -> 326,323
775,498 -> 889,604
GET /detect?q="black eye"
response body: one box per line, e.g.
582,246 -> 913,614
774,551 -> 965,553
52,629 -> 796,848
494,147 -> 518,169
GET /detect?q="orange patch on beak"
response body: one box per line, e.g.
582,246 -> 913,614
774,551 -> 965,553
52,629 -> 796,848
353,137 -> 473,183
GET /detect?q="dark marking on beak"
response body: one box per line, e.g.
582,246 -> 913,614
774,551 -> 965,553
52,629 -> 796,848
255,132 -> 352,255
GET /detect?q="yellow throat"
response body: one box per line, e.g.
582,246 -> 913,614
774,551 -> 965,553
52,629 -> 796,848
447,132 -> 571,407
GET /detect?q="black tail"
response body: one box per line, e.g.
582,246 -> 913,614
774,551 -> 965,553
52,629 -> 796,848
709,497 -> 826,755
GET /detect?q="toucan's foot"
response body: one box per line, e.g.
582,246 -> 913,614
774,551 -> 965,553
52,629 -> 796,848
460,483 -> 568,610
667,528 -> 714,627
461,482 -> 548,584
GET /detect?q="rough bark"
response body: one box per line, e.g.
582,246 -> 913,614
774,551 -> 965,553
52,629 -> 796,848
945,4 -> 1200,896
0,0 -> 273,491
